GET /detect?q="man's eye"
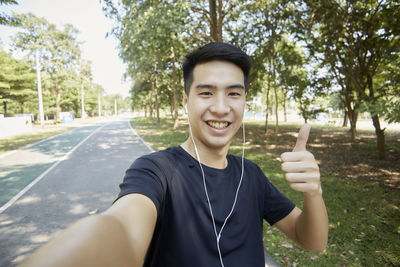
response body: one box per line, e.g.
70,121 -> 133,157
199,92 -> 212,96
229,92 -> 241,96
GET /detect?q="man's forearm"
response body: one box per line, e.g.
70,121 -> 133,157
295,192 -> 328,252
20,214 -> 140,267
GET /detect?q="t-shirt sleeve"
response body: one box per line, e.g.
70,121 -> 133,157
114,155 -> 167,214
262,172 -> 295,225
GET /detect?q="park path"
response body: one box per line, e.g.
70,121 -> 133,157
0,118 -> 153,266
0,123 -> 104,210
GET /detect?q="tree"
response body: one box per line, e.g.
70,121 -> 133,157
296,0 -> 400,160
233,0 -> 294,134
12,13 -> 81,122
0,46 -> 36,116
102,0 -> 189,127
59,69 -> 80,116
187,0 -> 242,43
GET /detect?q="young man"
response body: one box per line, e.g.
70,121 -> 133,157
22,42 -> 328,267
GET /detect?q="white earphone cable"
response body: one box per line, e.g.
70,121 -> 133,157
186,109 -> 246,267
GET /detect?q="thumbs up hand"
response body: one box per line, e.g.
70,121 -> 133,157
281,124 -> 322,196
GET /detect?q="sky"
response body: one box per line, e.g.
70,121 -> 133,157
0,0 -> 130,97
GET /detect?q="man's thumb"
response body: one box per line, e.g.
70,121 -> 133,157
293,124 -> 311,152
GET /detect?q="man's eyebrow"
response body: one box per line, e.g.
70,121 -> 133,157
227,84 -> 245,90
195,84 -> 245,90
195,84 -> 216,89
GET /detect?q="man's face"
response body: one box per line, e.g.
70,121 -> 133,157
183,60 -> 246,151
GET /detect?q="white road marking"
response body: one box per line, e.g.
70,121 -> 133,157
0,124 -> 107,214
127,120 -> 155,152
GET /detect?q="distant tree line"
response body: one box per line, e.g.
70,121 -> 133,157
101,0 -> 399,160
0,1 -> 130,122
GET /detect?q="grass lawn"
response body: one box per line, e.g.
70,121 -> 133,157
131,116 -> 399,267
0,117 -> 106,154
0,125 -> 74,154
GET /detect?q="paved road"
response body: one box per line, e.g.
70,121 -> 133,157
0,118 -> 153,266
0,123 -> 103,209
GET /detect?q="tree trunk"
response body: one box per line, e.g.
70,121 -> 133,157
371,114 -> 386,160
171,46 -> 179,129
345,96 -> 358,142
169,99 -> 174,119
3,101 -> 7,116
347,108 -> 358,142
264,61 -> 272,134
301,105 -> 308,123
20,102 -> 24,114
55,88 -> 61,122
364,74 -> 386,160
216,0 -> 223,41
283,88 -> 288,122
342,110 -> 348,127
209,0 -> 223,41
154,63 -> 160,124
342,80 -> 358,135
349,119 -> 356,142
264,87 -> 270,134
73,104 -> 78,116
148,90 -> 153,120
272,57 -> 279,134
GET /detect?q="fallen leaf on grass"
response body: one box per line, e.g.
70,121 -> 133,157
281,242 -> 293,249
88,209 -> 98,215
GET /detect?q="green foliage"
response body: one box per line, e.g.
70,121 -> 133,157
4,13 -> 116,120
102,0 -> 191,123
293,0 -> 400,158
12,13 -> 82,120
0,46 -> 36,115
0,0 -> 20,26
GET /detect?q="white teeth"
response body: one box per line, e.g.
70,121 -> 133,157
207,121 -> 229,129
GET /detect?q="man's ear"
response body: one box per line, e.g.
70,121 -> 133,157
182,92 -> 188,107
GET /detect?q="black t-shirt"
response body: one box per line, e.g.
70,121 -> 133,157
116,146 -> 295,267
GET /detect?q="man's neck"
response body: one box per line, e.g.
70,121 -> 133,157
181,139 -> 229,169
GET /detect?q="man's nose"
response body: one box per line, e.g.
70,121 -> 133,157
209,95 -> 230,115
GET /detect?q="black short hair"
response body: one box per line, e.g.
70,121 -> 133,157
182,42 -> 252,95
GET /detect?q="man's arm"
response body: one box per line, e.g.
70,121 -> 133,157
274,193 -> 328,252
274,124 -> 328,252
20,194 -> 157,267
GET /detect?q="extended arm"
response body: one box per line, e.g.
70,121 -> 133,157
20,194 -> 157,267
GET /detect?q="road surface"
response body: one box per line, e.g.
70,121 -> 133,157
0,118 -> 153,266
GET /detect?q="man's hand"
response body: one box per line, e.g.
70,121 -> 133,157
280,124 -> 322,195
276,124 -> 328,252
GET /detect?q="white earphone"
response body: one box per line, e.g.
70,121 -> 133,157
185,103 -> 246,267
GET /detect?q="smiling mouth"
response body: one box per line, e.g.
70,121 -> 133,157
206,121 -> 230,129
